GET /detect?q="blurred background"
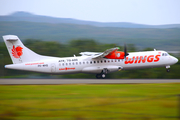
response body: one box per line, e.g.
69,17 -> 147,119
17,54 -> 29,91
0,1 -> 180,119
0,0 -> 180,79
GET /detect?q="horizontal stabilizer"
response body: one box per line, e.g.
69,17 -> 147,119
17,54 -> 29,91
4,35 -> 18,41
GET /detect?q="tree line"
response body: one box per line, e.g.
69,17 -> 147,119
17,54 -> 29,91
0,39 -> 179,79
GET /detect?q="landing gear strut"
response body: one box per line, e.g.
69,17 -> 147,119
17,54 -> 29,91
102,68 -> 108,74
166,66 -> 170,72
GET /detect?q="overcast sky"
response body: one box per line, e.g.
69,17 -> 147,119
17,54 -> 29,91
0,0 -> 180,25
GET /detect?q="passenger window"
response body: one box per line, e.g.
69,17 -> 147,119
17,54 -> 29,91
101,60 -> 103,63
90,61 -> 92,64
94,61 -> 96,63
104,60 -> 106,63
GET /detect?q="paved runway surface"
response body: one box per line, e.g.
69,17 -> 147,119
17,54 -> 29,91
0,79 -> 179,85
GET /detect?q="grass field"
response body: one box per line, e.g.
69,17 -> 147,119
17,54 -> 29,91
0,83 -> 180,120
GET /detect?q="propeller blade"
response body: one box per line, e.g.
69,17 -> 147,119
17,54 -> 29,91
124,44 -> 129,58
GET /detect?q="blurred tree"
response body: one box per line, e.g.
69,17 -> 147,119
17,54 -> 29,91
127,44 -> 137,52
143,47 -> 154,51
0,39 -> 179,79
68,39 -> 101,55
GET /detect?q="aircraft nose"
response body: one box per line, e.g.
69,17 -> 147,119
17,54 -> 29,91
172,56 -> 178,64
174,57 -> 178,63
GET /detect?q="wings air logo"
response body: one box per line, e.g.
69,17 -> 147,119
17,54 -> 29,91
11,45 -> 23,58
125,55 -> 160,64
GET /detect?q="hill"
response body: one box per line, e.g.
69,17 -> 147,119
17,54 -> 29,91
0,11 -> 180,28
0,21 -> 180,51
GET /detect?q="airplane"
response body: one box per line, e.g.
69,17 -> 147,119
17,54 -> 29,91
3,35 -> 178,79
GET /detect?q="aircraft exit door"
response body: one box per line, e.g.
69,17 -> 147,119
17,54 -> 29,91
51,63 -> 56,72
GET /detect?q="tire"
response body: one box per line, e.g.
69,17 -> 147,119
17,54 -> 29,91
96,74 -> 102,79
101,74 -> 106,79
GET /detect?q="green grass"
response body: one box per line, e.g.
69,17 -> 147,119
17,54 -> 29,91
0,83 -> 180,120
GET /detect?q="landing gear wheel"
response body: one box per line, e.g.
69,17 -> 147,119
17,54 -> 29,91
101,74 -> 106,79
96,74 -> 102,79
96,73 -> 106,79
166,66 -> 170,72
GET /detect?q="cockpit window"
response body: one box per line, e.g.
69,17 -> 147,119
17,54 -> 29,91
162,53 -> 169,56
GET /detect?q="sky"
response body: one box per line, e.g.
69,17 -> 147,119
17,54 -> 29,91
0,0 -> 180,25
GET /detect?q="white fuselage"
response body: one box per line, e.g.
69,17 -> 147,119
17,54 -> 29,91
3,35 -> 178,79
5,50 -> 178,74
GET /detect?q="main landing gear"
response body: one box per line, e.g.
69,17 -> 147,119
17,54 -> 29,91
96,73 -> 106,79
96,68 -> 108,79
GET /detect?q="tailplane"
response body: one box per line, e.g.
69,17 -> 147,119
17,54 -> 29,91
3,35 -> 48,64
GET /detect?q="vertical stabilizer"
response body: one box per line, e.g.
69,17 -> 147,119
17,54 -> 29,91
3,35 -> 43,64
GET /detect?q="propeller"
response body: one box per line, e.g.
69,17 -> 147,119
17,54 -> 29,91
124,44 -> 129,58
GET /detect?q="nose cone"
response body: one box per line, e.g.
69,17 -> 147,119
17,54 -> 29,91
174,57 -> 178,64
171,56 -> 178,64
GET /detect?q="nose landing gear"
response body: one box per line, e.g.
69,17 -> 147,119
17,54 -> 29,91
166,66 -> 170,72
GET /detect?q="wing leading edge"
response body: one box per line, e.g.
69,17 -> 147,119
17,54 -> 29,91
79,47 -> 119,59
92,47 -> 119,59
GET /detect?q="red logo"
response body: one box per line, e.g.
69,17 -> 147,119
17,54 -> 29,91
11,45 -> 23,58
125,55 -> 160,64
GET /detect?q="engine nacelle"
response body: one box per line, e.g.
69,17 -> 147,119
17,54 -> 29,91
105,51 -> 125,59
82,66 -> 122,74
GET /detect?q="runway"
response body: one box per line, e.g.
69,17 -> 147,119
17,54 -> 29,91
0,79 -> 180,85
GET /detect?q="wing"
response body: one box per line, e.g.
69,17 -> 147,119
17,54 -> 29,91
92,47 -> 119,59
79,52 -> 101,56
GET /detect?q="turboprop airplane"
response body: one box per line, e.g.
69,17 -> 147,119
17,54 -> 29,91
3,35 -> 178,79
